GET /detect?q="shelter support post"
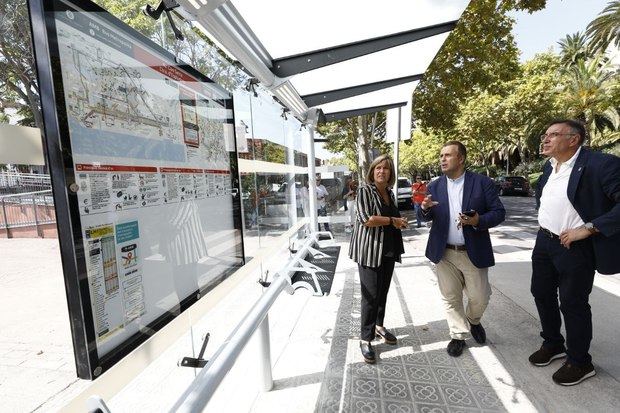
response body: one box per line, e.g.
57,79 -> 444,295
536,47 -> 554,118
256,314 -> 273,391
307,127 -> 318,233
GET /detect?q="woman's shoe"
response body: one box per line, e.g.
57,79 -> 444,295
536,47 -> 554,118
360,341 -> 376,364
375,327 -> 397,345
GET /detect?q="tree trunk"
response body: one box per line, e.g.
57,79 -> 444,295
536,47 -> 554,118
356,116 -> 370,178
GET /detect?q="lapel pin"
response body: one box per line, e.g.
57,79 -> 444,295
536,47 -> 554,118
578,167 -> 582,171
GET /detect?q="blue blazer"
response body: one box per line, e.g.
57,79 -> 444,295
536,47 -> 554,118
536,148 -> 620,275
419,171 -> 506,268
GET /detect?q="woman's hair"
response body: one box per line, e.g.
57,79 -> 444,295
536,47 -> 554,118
350,180 -> 358,190
366,155 -> 396,187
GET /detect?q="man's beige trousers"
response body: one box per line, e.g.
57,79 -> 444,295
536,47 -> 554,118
435,249 -> 492,340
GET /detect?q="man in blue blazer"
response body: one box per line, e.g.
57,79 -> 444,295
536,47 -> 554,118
529,119 -> 620,386
419,141 -> 505,357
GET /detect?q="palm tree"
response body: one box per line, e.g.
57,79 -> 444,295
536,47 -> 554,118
557,32 -> 592,67
586,1 -> 620,55
561,57 -> 620,147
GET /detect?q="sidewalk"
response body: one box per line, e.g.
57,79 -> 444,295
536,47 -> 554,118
251,216 -> 620,413
1,198 -> 619,412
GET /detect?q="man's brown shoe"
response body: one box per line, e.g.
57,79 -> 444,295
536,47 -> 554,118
528,345 -> 566,366
552,362 -> 596,386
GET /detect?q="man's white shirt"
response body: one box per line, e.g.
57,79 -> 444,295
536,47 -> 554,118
538,147 -> 585,235
447,173 -> 466,246
316,185 -> 329,208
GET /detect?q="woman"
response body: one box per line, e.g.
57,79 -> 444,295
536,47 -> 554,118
343,179 -> 358,233
349,155 -> 407,364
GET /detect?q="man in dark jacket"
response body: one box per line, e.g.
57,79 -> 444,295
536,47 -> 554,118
419,141 -> 505,357
529,119 -> 620,386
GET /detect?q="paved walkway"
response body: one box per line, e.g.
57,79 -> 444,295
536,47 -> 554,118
1,197 -> 619,412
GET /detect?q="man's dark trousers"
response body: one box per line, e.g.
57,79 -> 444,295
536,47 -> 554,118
358,257 -> 395,341
531,229 -> 596,365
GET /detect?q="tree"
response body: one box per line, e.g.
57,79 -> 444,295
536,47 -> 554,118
412,0 -> 547,134
318,113 -> 391,178
453,53 -> 563,170
586,1 -> 620,54
557,32 -> 592,67
560,56 -> 620,147
0,1 -> 41,128
399,129 -> 443,178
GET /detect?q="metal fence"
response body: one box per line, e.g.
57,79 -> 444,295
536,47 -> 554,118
0,190 -> 56,235
0,172 -> 52,195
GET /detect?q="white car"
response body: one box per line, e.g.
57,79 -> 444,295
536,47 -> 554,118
396,177 -> 412,208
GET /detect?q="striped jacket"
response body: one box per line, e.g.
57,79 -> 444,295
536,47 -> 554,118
348,183 -> 403,267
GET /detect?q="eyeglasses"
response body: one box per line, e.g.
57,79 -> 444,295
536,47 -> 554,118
540,132 -> 576,140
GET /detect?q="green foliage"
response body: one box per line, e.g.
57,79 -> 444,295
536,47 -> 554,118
399,129 -> 444,177
413,0 -> 533,133
469,164 -> 500,177
0,0 -> 41,128
513,158 -> 546,176
318,113 -> 390,177
586,1 -> 620,54
558,32 -> 593,67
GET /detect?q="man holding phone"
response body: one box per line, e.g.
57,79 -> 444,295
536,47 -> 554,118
418,141 -> 505,357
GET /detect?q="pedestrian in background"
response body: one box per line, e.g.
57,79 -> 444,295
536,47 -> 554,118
315,175 -> 330,232
419,141 -> 505,357
349,155 -> 408,364
343,179 -> 358,233
529,119 -> 620,386
411,175 -> 427,228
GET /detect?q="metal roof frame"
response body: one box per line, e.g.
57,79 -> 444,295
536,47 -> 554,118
322,102 -> 407,123
175,0 -> 462,123
300,73 -> 423,108
271,20 -> 457,78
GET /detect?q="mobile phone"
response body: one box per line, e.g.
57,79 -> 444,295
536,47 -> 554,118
462,210 -> 476,217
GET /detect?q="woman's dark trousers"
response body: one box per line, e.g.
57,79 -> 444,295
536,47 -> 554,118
358,257 -> 395,342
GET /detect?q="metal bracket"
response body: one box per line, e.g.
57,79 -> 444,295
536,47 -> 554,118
179,332 -> 210,368
142,0 -> 185,41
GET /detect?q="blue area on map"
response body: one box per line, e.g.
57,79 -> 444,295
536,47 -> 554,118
69,119 -> 186,162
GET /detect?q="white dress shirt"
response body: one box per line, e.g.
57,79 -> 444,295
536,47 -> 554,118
447,173 -> 465,245
316,184 -> 329,208
538,147 -> 585,235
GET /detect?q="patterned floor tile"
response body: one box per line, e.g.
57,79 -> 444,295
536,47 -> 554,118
416,403 -> 449,413
316,397 -> 341,413
404,365 -> 435,383
350,396 -> 381,413
383,399 -> 415,413
426,351 -> 457,367
432,367 -> 466,385
402,351 -> 429,366
381,379 -> 412,401
378,363 -> 407,380
351,377 -> 380,398
469,386 -> 505,411
409,382 -> 445,404
447,406 -> 483,413
460,368 -> 488,386
350,361 -> 379,379
439,385 -> 478,409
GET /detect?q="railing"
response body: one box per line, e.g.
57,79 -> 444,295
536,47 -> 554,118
0,190 -> 56,236
0,172 -> 52,195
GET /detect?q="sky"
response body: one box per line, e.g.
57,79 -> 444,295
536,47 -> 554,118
510,0 -> 611,62
315,0 -> 613,161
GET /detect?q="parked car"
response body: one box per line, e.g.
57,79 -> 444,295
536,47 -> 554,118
494,176 -> 530,196
396,177 -> 412,208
